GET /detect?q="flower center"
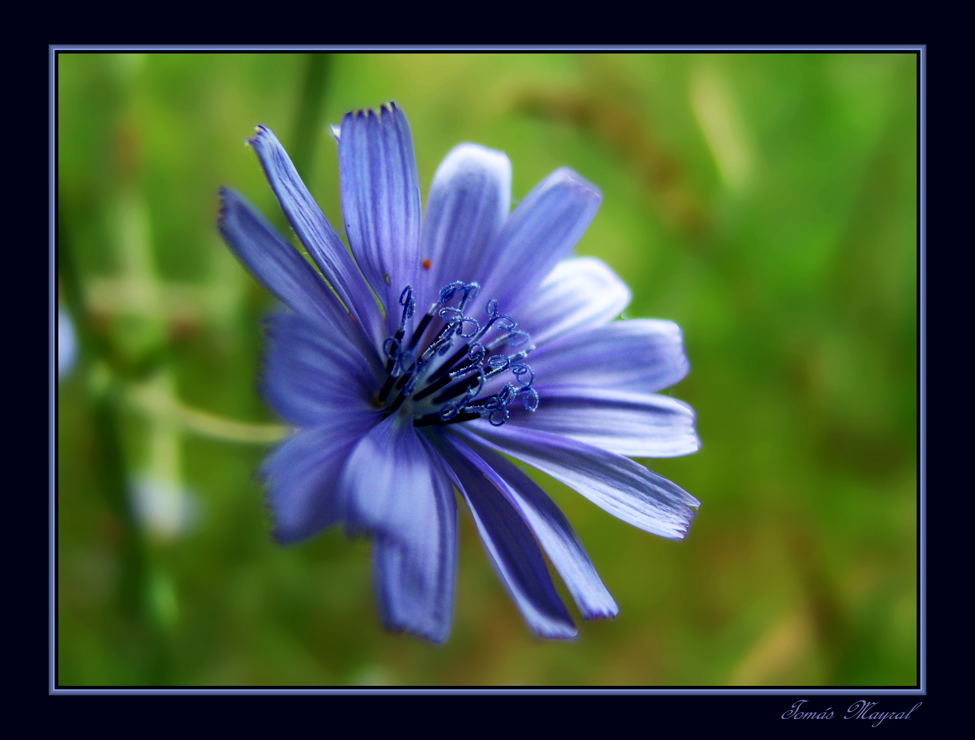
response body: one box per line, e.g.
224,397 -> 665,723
378,282 -> 539,427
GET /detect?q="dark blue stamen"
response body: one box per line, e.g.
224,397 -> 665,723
399,285 -> 415,328
387,387 -> 410,414
412,373 -> 451,402
431,354 -> 508,404
438,306 -> 479,338
414,410 -> 480,427
380,282 -> 538,427
424,345 -> 471,383
439,281 -> 480,310
406,310 -> 434,350
378,375 -> 397,403
379,335 -> 403,402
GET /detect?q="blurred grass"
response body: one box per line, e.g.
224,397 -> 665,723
56,52 -> 918,686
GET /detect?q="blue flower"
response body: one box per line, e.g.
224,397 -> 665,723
218,102 -> 700,642
58,306 -> 77,381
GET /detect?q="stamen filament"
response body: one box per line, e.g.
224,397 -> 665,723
412,374 -> 451,402
378,375 -> 397,403
414,410 -> 480,427
406,310 -> 435,350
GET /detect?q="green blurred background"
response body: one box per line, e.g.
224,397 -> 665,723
56,52 -> 918,687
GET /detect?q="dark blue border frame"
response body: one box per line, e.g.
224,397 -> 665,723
50,44 -> 926,696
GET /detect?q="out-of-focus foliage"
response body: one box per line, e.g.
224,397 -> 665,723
57,52 -> 917,687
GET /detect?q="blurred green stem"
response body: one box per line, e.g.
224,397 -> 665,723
58,209 -> 148,620
58,209 -> 102,362
127,379 -> 290,444
289,53 -> 332,183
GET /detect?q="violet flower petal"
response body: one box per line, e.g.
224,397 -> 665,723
416,143 -> 511,311
459,424 -> 699,541
261,412 -> 380,544
337,103 -> 421,328
478,168 -> 601,314
262,312 -> 381,428
527,319 -> 690,395
219,188 -> 345,323
435,432 -> 577,638
520,257 -> 631,346
370,434 -> 457,643
341,413 -> 449,551
247,127 -> 386,350
506,385 -> 700,458
438,431 -> 618,621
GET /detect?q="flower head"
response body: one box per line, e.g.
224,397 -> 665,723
218,102 -> 700,642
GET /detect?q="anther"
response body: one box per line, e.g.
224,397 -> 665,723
399,286 -> 415,329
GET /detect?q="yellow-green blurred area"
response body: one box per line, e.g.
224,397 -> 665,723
56,52 -> 918,687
